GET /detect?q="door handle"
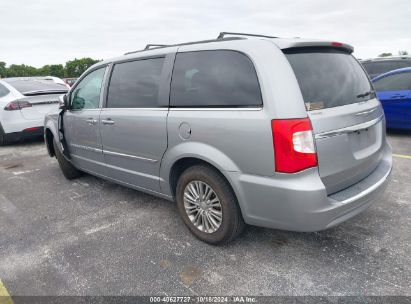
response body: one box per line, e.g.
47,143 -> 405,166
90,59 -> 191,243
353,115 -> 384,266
86,118 -> 97,125
102,119 -> 115,125
391,94 -> 406,98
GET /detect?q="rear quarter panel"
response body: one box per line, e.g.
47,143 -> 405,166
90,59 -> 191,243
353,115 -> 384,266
159,39 -> 308,196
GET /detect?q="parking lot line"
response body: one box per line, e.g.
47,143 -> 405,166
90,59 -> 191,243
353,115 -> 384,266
0,280 -> 13,304
393,153 -> 411,159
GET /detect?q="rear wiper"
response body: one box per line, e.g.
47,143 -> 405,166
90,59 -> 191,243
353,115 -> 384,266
356,90 -> 375,99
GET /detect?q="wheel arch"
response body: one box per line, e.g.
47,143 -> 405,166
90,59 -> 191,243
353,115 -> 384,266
44,118 -> 59,157
160,142 -> 241,199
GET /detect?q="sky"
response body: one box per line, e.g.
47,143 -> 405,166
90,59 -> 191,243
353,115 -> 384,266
1,0 -> 410,67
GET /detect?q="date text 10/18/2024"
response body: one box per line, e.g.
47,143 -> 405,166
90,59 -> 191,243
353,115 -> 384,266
150,296 -> 257,303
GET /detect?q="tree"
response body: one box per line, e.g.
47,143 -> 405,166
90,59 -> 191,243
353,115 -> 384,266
39,64 -> 65,78
398,50 -> 409,56
64,58 -> 100,78
5,64 -> 38,77
0,62 -> 6,78
378,53 -> 392,57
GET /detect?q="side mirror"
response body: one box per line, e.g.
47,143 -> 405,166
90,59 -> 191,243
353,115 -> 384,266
59,94 -> 68,110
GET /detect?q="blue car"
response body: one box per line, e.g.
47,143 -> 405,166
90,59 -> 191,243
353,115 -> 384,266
372,67 -> 411,130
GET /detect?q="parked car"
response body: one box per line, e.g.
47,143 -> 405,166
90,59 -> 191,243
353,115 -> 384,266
41,76 -> 71,89
45,32 -> 392,244
63,78 -> 78,87
361,56 -> 411,79
0,77 -> 68,145
372,67 -> 411,130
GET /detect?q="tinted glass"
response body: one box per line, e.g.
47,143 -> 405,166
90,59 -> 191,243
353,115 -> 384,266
363,60 -> 411,76
0,83 -> 10,98
3,78 -> 68,95
70,67 -> 106,110
107,58 -> 164,108
170,51 -> 262,107
373,72 -> 411,91
285,48 -> 373,111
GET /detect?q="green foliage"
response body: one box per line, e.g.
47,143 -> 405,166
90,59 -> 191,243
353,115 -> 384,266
378,52 -> 393,57
0,61 -> 6,78
64,58 -> 100,78
39,64 -> 65,78
0,58 -> 100,79
398,50 -> 408,56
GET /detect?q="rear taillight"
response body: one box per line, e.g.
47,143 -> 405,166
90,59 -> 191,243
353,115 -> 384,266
4,101 -> 32,111
271,118 -> 318,173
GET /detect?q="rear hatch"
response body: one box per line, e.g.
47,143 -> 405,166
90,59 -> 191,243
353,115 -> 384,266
4,78 -> 67,120
18,93 -> 63,120
285,47 -> 386,194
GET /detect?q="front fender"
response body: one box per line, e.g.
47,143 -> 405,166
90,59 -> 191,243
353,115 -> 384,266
44,114 -> 59,156
159,141 -> 241,197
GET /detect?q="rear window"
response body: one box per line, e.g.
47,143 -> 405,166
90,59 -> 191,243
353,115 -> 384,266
170,50 -> 262,107
3,78 -> 68,95
0,83 -> 10,98
285,48 -> 373,111
373,72 -> 411,91
362,60 -> 411,76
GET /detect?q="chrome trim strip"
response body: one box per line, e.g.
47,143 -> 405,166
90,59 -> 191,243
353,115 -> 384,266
103,150 -> 158,163
338,165 -> 391,205
169,107 -> 263,111
355,107 -> 379,116
100,107 -> 168,111
70,143 -> 102,153
315,115 -> 384,140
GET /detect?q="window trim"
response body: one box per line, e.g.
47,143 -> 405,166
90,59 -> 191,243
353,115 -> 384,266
103,55 -> 168,109
169,49 -> 264,109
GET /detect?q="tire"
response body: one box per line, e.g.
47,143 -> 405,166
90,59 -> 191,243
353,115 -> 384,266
53,139 -> 82,180
0,125 -> 7,146
176,164 -> 245,245
0,134 -> 6,146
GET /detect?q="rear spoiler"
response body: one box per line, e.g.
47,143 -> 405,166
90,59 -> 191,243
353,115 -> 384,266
23,90 -> 68,96
273,40 -> 354,54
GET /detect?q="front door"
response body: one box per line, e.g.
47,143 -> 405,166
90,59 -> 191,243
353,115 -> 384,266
64,66 -> 107,176
99,57 -> 169,193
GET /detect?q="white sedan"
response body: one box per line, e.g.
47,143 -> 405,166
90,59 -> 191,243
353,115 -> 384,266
0,77 -> 68,145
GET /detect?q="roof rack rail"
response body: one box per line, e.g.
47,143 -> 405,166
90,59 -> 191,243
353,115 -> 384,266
144,44 -> 169,50
125,44 -> 169,55
217,32 -> 278,39
124,36 -> 245,55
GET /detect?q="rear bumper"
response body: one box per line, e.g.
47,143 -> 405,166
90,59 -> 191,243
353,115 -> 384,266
227,144 -> 392,232
2,126 -> 44,143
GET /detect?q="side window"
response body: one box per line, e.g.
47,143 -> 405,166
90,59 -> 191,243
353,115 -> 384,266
0,83 -> 10,98
106,57 -> 165,108
170,50 -> 262,107
70,67 -> 106,110
373,73 -> 411,91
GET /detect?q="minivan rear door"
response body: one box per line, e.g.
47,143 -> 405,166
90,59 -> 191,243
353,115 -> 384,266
285,48 -> 386,194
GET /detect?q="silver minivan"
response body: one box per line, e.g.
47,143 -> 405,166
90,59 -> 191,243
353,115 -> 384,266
45,33 -> 392,244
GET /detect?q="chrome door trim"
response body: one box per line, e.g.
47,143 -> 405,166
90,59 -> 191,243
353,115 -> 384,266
315,115 -> 384,140
103,150 -> 158,163
70,143 -> 103,154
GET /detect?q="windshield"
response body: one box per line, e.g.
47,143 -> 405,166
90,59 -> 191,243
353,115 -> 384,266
285,48 -> 373,111
4,78 -> 68,95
